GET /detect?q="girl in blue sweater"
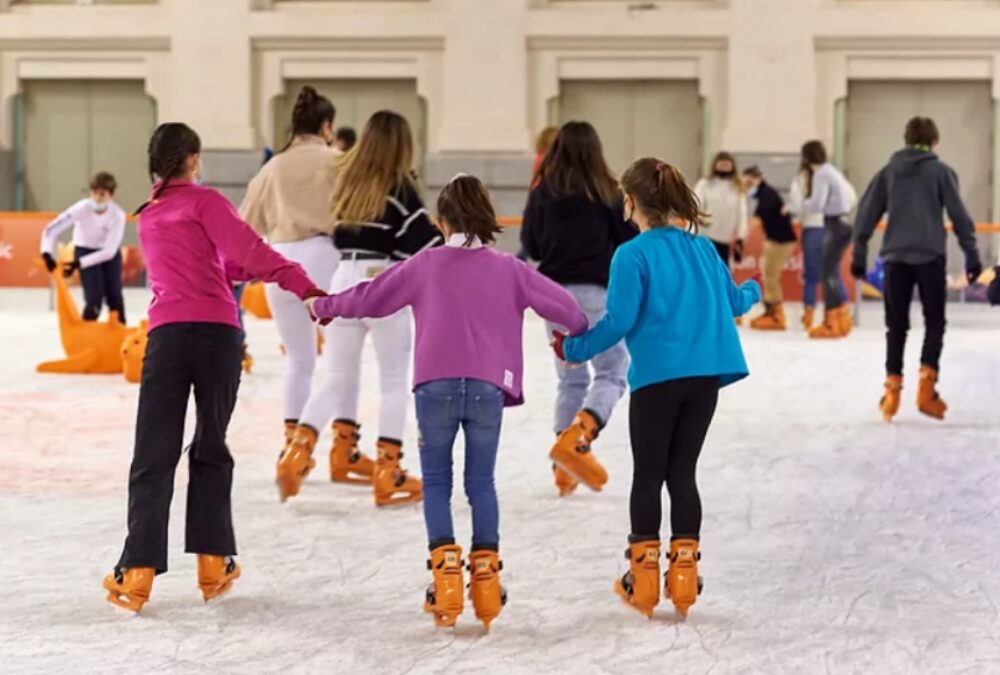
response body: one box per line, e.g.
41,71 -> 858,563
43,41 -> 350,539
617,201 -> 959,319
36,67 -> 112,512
553,158 -> 761,620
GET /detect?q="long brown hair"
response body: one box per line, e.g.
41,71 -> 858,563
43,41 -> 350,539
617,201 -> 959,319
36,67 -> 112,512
538,121 -> 619,205
437,174 -> 503,246
332,110 -> 416,225
280,85 -> 336,153
800,140 -> 828,198
621,157 -> 706,233
707,151 -> 744,194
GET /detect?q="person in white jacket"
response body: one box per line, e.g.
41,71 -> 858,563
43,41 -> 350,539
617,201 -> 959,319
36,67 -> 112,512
39,172 -> 127,323
695,151 -> 749,265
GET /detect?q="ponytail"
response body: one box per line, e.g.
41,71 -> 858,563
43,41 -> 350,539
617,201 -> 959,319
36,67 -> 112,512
135,123 -> 202,215
281,85 -> 336,152
621,158 -> 705,233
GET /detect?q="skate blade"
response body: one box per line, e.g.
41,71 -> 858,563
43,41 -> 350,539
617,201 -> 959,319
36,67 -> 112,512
557,485 -> 578,497
375,492 -> 423,507
331,474 -> 374,485
674,603 -> 691,620
431,611 -> 460,628
614,580 -> 655,619
200,569 -> 241,602
275,476 -> 300,503
105,590 -> 147,613
550,458 -> 603,492
918,406 -> 946,420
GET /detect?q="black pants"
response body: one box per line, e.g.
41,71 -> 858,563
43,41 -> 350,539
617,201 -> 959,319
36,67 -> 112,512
884,258 -> 947,376
820,217 -> 852,310
628,377 -> 720,542
75,246 -> 126,324
117,323 -> 243,574
710,240 -> 731,265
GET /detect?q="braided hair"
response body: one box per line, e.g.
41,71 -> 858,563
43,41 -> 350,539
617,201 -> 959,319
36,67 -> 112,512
280,86 -> 336,152
135,123 -> 202,215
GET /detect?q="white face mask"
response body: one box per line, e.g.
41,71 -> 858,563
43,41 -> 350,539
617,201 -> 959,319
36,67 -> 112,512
90,199 -> 110,213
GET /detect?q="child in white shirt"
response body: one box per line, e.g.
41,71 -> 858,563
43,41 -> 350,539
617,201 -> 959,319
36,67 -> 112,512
39,172 -> 128,323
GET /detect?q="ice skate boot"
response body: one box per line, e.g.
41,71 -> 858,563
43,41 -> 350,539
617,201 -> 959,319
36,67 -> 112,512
552,463 -> 578,497
665,539 -> 702,619
836,306 -> 854,336
549,410 -> 608,492
197,555 -> 241,602
801,307 -> 815,331
750,303 -> 787,331
103,566 -> 155,612
468,549 -> 507,632
329,420 -> 375,484
279,420 -> 297,460
423,544 -> 464,627
808,308 -> 846,339
614,540 -> 661,619
276,425 -> 318,502
879,375 -> 903,422
917,366 -> 948,420
373,439 -> 423,506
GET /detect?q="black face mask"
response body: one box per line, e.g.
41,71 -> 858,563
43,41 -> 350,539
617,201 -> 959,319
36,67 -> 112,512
714,170 -> 735,178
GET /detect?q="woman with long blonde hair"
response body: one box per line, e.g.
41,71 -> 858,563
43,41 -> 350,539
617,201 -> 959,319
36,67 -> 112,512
277,110 -> 442,506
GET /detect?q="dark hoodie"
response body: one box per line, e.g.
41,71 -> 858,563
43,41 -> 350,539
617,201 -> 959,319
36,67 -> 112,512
521,182 -> 638,287
853,147 -> 980,269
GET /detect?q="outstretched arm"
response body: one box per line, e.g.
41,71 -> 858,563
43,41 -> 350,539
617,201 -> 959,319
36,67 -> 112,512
518,263 -> 588,335
197,190 -> 320,299
311,260 -> 415,321
852,169 -> 888,271
714,246 -> 761,316
562,247 -> 644,363
39,202 -> 84,256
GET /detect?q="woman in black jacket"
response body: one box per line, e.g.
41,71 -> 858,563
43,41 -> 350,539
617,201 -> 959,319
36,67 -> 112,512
521,121 -> 637,497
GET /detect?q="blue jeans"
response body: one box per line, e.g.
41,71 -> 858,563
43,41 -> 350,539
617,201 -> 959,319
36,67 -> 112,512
801,228 -> 824,308
415,379 -> 504,549
545,284 -> 628,433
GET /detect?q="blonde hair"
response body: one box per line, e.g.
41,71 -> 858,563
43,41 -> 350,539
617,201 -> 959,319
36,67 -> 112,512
332,110 -> 416,225
708,150 -> 745,194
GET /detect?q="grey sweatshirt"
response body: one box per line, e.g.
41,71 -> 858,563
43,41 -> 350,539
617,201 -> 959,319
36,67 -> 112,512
853,148 -> 981,269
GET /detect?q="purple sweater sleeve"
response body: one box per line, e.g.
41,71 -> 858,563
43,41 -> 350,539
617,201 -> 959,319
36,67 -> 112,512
517,262 -> 588,335
197,190 -> 319,299
312,258 -> 415,320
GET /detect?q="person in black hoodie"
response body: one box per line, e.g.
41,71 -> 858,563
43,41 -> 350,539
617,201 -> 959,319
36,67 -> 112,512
521,121 -> 637,497
853,116 -> 982,422
742,166 -> 797,330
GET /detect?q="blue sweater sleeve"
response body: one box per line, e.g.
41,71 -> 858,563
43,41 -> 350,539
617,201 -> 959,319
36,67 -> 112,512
709,242 -> 761,315
563,246 -> 643,363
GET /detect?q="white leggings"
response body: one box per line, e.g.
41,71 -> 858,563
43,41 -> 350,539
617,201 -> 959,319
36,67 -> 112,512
266,237 -> 340,422
298,259 -> 412,441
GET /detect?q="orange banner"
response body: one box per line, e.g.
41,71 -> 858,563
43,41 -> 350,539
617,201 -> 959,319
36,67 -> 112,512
0,212 -> 55,288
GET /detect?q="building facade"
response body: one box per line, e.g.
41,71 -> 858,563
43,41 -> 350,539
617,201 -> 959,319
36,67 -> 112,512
1,0 -> 999,230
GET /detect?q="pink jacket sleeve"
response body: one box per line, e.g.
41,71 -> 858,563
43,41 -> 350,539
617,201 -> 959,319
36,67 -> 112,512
197,189 -> 320,299
312,258 -> 415,320
517,261 -> 588,335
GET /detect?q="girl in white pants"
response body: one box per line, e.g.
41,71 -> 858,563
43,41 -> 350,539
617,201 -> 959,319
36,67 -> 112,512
240,85 -> 341,448
277,110 -> 442,506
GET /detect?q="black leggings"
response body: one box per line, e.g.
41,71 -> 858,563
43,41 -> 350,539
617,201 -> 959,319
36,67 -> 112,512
884,258 -> 947,376
116,323 -> 243,574
628,377 -> 720,542
76,246 -> 126,324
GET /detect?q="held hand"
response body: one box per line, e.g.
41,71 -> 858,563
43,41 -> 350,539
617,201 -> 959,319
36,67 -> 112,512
304,295 -> 333,326
41,253 -> 57,273
62,260 -> 79,279
988,268 -> 1000,306
967,262 -> 984,286
851,262 -> 867,280
550,330 -> 567,361
733,239 -> 745,264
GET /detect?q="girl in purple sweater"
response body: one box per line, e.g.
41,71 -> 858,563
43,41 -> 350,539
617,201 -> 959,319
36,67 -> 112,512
102,123 -> 323,613
306,175 -> 588,631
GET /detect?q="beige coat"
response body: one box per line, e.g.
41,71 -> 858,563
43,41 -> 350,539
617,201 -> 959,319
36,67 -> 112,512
240,135 -> 342,244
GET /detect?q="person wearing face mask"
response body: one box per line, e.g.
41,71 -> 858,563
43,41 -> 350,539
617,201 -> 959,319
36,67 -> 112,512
694,152 -> 749,267
240,85 -> 343,454
742,166 -> 796,331
39,171 -> 128,323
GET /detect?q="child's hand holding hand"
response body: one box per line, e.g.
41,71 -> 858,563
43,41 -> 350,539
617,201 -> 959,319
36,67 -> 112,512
303,288 -> 333,326
550,331 -> 583,368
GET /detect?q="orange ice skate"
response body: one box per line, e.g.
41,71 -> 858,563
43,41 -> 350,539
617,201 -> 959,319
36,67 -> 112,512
614,540 -> 661,619
801,306 -> 815,331
749,303 -> 787,331
373,439 -> 422,506
917,366 -> 947,420
665,539 -> 702,619
808,307 -> 848,339
276,425 -> 318,502
103,567 -> 155,613
549,411 -> 607,492
197,555 -> 241,602
329,420 -> 375,484
468,549 -> 506,632
880,375 -> 903,422
424,545 -> 464,627
553,463 -> 579,497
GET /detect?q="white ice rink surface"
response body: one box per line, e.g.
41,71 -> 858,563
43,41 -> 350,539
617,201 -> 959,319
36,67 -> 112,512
1,287 -> 999,675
